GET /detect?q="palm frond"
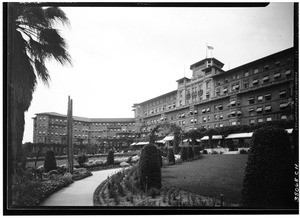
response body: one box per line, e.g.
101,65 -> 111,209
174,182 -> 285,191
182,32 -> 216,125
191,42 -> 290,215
34,59 -> 50,86
44,7 -> 70,27
40,29 -> 72,65
18,6 -> 50,29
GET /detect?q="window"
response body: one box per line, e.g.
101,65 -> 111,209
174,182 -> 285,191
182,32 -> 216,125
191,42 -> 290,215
264,65 -> 269,70
265,94 -> 272,101
279,90 -> 287,98
231,121 -> 237,126
254,68 -> 259,74
202,117 -> 207,122
223,87 -> 228,94
219,123 -> 224,127
256,107 -> 263,113
281,115 -> 287,120
219,114 -> 223,120
206,107 -> 210,112
274,72 -> 281,79
257,95 -> 263,102
207,116 -> 211,121
218,104 -> 223,110
285,69 -> 291,76
245,71 -> 249,77
252,79 -> 259,85
206,81 -> 210,89
275,61 -> 280,66
249,97 -> 255,104
265,105 -> 272,112
280,102 -> 287,110
263,75 -> 269,83
244,82 -> 249,89
257,118 -> 263,123
250,119 -> 255,125
214,114 -> 218,120
266,117 -> 272,122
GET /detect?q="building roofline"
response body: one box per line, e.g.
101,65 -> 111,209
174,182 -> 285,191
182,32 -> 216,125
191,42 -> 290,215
190,58 -> 224,70
34,112 -> 135,122
137,90 -> 177,105
176,77 -> 191,83
226,47 -> 295,74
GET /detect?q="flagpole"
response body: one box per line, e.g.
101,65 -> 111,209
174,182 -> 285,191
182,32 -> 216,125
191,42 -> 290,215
206,43 -> 208,59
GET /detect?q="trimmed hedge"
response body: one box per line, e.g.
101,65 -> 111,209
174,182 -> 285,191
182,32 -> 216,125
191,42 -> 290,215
194,146 -> 200,157
187,146 -> 194,160
167,148 -> 175,165
107,149 -> 114,166
180,147 -> 188,161
241,126 -> 295,209
44,150 -> 57,173
139,144 -> 161,190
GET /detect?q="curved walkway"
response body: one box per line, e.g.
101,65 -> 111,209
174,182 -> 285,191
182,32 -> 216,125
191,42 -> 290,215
39,168 -> 124,206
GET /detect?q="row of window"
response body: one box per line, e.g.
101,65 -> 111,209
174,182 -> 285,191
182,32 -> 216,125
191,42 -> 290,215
248,90 -> 287,105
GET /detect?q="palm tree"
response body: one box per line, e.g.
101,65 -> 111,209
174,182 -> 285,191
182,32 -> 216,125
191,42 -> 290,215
8,3 -> 71,175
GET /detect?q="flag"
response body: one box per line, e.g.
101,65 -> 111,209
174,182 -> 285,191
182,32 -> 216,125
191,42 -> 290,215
207,45 -> 214,50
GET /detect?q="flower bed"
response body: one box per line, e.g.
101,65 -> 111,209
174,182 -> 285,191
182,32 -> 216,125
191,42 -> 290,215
11,166 -> 93,207
93,162 -> 236,207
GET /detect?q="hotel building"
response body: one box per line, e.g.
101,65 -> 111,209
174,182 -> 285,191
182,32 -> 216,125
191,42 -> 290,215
132,47 -> 295,137
33,112 -> 137,146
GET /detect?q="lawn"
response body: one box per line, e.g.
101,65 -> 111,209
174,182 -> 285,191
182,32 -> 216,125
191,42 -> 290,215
162,154 -> 248,204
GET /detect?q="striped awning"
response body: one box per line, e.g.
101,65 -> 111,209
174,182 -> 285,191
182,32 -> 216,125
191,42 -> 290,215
201,135 -> 223,140
163,135 -> 174,141
225,132 -> 253,139
136,142 -> 149,146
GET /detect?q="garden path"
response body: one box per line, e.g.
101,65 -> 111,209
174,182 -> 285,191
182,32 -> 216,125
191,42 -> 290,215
39,168 -> 123,206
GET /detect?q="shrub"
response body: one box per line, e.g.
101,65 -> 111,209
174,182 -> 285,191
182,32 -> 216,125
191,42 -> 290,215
187,146 -> 194,160
194,146 -> 200,157
212,150 -> 219,154
180,147 -> 188,161
241,126 -> 295,209
157,148 -> 163,168
167,148 -> 175,165
149,187 -> 160,199
239,149 -> 248,154
44,150 -> 57,173
107,149 -> 114,166
139,144 -> 161,190
75,153 -> 89,167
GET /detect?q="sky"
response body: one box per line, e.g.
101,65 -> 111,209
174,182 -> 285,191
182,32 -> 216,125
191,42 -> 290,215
22,2 -> 294,143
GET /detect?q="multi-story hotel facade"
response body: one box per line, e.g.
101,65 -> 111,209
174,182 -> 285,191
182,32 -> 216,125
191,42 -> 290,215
33,47 -> 295,145
33,112 -> 138,146
132,47 -> 295,137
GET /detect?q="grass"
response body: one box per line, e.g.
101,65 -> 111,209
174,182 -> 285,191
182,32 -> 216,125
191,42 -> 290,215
162,154 -> 248,204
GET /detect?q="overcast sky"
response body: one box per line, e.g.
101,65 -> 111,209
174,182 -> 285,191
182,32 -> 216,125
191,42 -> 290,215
22,2 -> 294,143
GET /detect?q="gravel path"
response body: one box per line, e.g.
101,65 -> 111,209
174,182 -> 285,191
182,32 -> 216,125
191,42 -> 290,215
39,168 -> 123,206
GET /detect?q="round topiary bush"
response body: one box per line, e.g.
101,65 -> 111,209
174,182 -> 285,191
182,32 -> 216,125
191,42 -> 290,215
241,125 -> 295,209
44,150 -> 57,173
107,149 -> 114,166
187,146 -> 194,160
167,148 -> 175,165
139,144 -> 161,190
75,153 -> 89,167
180,147 -> 188,161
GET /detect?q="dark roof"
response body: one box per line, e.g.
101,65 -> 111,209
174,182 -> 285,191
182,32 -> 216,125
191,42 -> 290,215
176,77 -> 191,83
34,112 -> 135,123
138,90 -> 177,105
190,58 -> 224,70
226,47 -> 294,74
